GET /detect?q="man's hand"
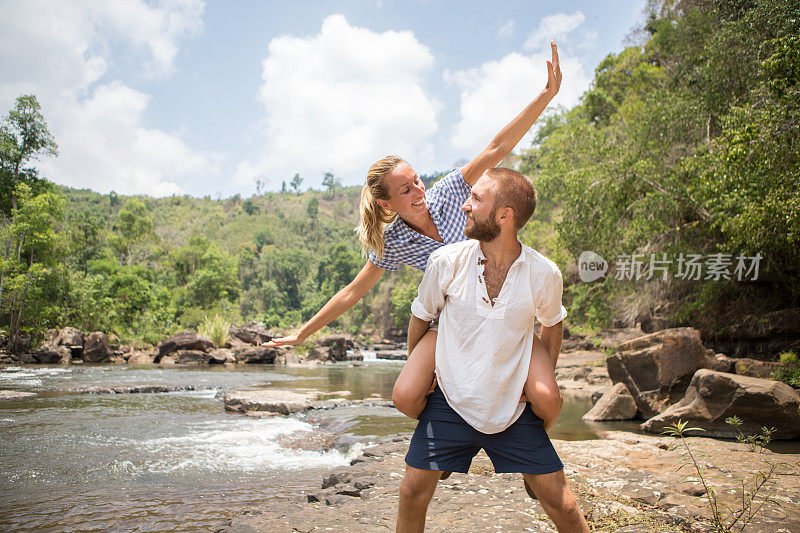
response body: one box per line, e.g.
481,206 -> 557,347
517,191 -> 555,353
544,41 -> 562,98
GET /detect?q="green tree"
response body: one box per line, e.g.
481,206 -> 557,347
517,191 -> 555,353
290,173 -> 303,194
307,197 -> 319,221
0,95 -> 58,217
110,198 -> 154,265
322,172 -> 339,199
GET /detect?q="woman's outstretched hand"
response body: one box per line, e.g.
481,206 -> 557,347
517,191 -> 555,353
261,333 -> 304,347
544,41 -> 562,98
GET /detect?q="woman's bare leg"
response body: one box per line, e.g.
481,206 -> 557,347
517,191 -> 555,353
523,335 -> 562,432
392,330 -> 437,419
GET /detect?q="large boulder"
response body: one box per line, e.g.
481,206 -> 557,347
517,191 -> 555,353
733,358 -> 783,379
83,332 -> 114,363
156,332 -> 214,361
56,327 -> 84,347
222,389 -> 319,415
607,327 -> 707,418
229,322 -> 272,345
127,352 -> 155,365
33,344 -> 71,364
641,369 -> 800,439
233,346 -> 282,364
582,383 -> 638,421
319,335 -> 355,361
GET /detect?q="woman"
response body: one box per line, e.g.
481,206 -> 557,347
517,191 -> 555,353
267,42 -> 563,428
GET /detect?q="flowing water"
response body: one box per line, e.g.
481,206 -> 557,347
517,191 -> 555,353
0,362 -> 663,531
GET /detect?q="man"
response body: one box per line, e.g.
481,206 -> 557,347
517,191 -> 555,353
396,168 -> 589,532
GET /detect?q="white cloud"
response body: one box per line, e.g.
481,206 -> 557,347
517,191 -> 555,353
0,0 -> 208,196
524,11 -> 586,50
235,14 -> 439,189
497,20 -> 515,39
446,51 -> 591,155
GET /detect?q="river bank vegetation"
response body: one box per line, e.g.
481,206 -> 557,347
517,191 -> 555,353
1,0 -> 798,358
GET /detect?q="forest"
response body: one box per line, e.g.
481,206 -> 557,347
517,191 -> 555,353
1,0 -> 798,352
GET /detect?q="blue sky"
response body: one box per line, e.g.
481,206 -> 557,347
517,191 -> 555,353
1,0 -> 646,197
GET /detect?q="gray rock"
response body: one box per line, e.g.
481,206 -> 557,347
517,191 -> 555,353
174,350 -> 213,364
305,346 -> 331,362
0,390 -> 37,400
83,332 -> 113,363
704,352 -> 735,373
582,382 -> 638,421
127,352 -> 155,365
734,358 -> 782,379
156,332 -> 214,361
44,328 -> 59,344
33,344 -> 71,364
319,335 -> 356,361
233,346 -> 282,364
223,389 -> 318,415
607,327 -> 707,418
641,369 -> 800,439
229,322 -> 273,345
209,349 -> 235,364
56,326 -> 84,347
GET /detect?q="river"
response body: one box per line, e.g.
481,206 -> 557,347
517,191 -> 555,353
0,362 -> 639,532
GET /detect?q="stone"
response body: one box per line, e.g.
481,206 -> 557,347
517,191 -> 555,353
0,390 -> 37,400
607,327 -> 707,418
56,326 -> 84,347
734,358 -> 782,379
156,331 -> 214,361
223,389 -> 319,415
233,346 -> 282,364
127,352 -> 155,365
108,333 -> 121,346
582,382 -> 638,421
305,347 -> 331,362
44,329 -> 59,343
322,472 -> 352,489
704,353 -> 735,373
33,344 -> 71,364
319,335 -> 356,361
229,322 -> 273,345
174,350 -> 213,364
209,349 -> 235,364
83,332 -> 114,363
641,369 -> 800,439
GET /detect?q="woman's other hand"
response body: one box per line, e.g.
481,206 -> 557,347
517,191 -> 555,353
261,333 -> 304,347
544,41 -> 562,98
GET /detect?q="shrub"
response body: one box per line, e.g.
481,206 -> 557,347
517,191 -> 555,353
198,314 -> 230,347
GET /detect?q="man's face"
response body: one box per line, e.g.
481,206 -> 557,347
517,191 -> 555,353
462,175 -> 500,241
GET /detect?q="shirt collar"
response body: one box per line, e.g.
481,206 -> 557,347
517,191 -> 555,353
475,240 -> 528,267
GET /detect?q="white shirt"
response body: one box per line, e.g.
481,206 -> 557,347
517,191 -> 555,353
411,240 -> 567,434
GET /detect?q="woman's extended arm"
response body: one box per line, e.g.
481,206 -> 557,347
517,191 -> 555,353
264,260 -> 385,346
460,41 -> 562,186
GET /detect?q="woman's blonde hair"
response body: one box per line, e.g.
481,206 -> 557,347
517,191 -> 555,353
356,155 -> 403,258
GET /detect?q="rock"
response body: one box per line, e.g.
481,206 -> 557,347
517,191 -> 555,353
641,369 -> 800,439
607,327 -> 707,418
319,335 -> 356,361
209,349 -> 235,364
305,347 -> 331,362
322,472 -> 353,489
156,332 -> 214,361
33,344 -> 71,364
56,326 -> 84,347
44,328 -> 59,344
233,346 -> 282,364
127,352 -> 155,365
0,390 -> 37,400
229,322 -> 273,345
83,332 -> 114,363
734,358 -> 782,379
582,383 -> 638,421
108,333 -> 121,346
159,355 -> 178,366
223,389 -> 319,415
174,350 -> 213,364
704,353 -> 735,373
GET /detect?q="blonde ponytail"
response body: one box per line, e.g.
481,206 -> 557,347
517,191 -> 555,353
356,155 -> 403,258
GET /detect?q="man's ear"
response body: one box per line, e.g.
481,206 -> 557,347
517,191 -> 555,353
497,206 -> 514,226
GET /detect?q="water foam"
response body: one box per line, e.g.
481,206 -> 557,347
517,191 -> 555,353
114,417 -> 358,474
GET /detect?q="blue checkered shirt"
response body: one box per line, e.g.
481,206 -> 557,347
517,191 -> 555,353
368,168 -> 471,271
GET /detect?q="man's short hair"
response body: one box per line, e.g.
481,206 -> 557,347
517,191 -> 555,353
485,167 -> 537,230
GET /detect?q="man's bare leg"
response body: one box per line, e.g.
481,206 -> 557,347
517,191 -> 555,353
523,470 -> 589,532
396,465 -> 442,533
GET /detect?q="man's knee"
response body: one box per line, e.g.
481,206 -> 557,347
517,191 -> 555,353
399,469 -> 438,505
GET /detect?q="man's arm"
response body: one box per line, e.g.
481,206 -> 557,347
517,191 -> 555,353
407,315 -> 431,357
540,321 -> 563,368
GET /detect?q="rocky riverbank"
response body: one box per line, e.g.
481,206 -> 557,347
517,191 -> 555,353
214,431 -> 800,532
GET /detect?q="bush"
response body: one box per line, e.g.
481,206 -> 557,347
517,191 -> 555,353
198,314 -> 230,347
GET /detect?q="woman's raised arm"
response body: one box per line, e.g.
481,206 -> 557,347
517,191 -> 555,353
460,41 -> 562,186
263,260 -> 386,346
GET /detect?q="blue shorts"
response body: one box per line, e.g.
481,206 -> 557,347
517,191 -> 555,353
405,387 -> 563,475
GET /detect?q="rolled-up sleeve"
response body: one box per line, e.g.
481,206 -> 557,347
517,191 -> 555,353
535,267 -> 568,328
410,255 -> 447,322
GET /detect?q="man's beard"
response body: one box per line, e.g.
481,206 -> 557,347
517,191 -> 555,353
464,208 -> 501,241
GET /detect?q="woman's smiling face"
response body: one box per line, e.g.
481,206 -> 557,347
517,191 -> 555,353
376,161 -> 427,217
